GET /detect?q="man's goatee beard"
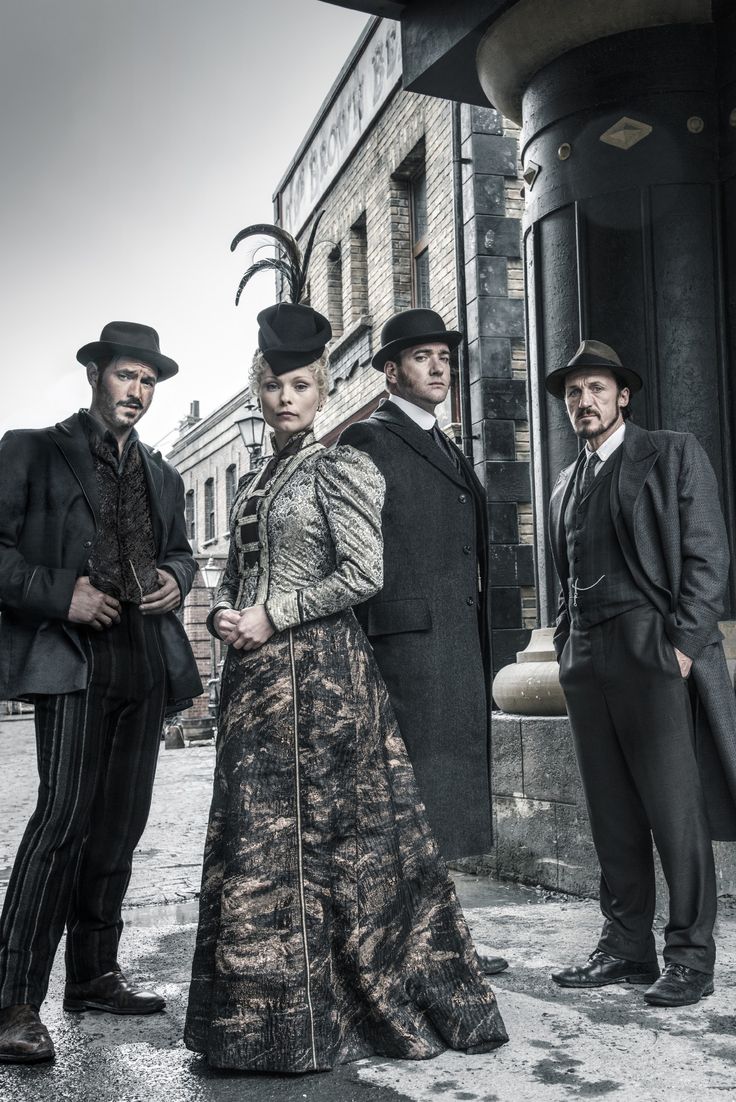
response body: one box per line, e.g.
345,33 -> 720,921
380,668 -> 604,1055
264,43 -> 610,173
575,414 -> 619,440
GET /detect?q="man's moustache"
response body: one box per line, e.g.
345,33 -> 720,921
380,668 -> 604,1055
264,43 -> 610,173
118,402 -> 143,410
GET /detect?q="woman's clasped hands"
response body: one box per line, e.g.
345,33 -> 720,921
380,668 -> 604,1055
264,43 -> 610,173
214,605 -> 275,651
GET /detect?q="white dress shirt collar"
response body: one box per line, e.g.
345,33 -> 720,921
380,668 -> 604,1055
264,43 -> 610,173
585,421 -> 626,468
387,394 -> 437,431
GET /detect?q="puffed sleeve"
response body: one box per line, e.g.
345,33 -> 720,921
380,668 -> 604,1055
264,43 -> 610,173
265,445 -> 385,631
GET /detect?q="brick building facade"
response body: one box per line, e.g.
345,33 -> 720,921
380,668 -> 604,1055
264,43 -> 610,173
168,15 -> 535,722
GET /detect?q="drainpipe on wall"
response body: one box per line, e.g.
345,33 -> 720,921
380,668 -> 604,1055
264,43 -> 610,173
451,100 -> 474,462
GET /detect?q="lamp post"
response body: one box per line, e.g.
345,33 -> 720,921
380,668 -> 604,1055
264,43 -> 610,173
200,555 -> 223,726
235,396 -> 266,470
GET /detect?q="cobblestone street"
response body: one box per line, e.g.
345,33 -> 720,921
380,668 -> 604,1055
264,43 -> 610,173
1,716 -> 736,1102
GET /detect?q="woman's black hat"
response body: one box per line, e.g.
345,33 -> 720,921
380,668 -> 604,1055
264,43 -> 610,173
76,320 -> 179,381
545,339 -> 643,399
231,211 -> 331,376
256,303 -> 332,373
372,308 -> 462,371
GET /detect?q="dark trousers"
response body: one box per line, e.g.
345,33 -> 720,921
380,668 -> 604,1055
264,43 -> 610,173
559,603 -> 716,973
0,607 -> 167,1008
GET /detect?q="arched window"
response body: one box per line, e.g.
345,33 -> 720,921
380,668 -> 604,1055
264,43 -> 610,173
225,464 -> 237,520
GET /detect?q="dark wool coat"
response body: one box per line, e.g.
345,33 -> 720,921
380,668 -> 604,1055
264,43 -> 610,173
549,420 -> 736,839
0,412 -> 202,708
341,399 -> 493,859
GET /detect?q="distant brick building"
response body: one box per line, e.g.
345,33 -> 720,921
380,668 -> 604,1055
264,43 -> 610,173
169,14 -> 534,707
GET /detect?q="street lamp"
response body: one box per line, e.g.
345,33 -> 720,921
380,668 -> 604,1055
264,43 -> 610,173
235,396 -> 266,470
200,556 -> 223,725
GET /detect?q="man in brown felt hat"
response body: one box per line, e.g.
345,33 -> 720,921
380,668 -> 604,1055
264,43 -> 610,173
546,338 -> 736,1007
0,321 -> 202,1062
340,307 -> 507,976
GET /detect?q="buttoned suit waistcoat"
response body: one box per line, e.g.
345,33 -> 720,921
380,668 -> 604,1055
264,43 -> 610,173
0,412 -> 202,706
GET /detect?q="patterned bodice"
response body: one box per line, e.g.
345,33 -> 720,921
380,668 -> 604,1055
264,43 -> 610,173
212,436 -> 385,633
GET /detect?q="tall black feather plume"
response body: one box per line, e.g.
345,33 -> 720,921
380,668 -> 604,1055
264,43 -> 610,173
234,258 -> 298,307
297,209 -> 326,301
230,211 -> 326,307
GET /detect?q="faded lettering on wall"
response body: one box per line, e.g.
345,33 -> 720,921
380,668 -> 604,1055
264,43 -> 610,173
279,21 -> 401,236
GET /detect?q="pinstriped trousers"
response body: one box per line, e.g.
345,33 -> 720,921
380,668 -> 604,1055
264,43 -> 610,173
0,607 -> 167,1009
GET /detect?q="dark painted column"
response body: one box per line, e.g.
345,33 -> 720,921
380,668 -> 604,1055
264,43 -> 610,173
461,104 -> 535,672
518,22 -> 735,624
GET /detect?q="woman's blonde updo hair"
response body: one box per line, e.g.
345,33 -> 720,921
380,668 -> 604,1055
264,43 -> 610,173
249,349 -> 331,405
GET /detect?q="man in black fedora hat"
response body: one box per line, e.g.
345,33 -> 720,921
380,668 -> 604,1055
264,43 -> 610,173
0,321 -> 202,1062
546,339 -> 736,1007
340,308 -> 506,973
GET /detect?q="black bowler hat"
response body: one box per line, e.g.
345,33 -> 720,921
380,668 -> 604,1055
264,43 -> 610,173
257,302 -> 332,374
76,321 -> 179,381
372,308 -> 462,371
545,339 -> 643,399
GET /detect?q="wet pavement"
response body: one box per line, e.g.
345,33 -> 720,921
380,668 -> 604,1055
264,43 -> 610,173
2,717 -> 736,1101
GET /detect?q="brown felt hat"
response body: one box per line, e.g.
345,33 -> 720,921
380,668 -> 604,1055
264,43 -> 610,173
545,339 -> 643,399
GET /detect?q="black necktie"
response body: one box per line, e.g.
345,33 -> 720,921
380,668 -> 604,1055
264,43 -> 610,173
429,423 -> 459,469
578,451 -> 600,499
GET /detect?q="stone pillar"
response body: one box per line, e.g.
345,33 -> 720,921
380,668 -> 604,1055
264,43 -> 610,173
461,104 -> 535,671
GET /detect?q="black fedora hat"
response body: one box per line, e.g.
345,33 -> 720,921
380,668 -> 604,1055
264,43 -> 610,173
257,302 -> 332,375
545,339 -> 643,399
76,321 -> 179,381
372,308 -> 462,371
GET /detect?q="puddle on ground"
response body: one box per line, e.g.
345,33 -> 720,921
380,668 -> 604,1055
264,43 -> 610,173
123,899 -> 199,927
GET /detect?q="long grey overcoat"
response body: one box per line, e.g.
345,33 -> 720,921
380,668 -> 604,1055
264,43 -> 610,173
0,411 -> 202,708
549,420 -> 736,839
341,399 -> 493,859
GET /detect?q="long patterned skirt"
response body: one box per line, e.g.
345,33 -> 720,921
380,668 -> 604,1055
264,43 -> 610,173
184,610 -> 507,1072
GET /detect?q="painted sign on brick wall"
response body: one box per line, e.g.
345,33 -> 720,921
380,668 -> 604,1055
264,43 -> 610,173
279,20 -> 401,236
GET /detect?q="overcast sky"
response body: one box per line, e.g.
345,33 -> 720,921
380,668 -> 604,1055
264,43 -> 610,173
0,0 -> 368,448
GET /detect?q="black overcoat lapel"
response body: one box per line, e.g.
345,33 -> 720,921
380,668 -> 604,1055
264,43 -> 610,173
48,413 -> 100,526
372,402 -> 469,489
612,421 -> 660,536
549,453 -> 584,599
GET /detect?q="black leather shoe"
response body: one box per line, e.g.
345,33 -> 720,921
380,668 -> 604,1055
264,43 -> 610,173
0,1004 -> 55,1063
478,954 -> 509,976
551,948 -> 660,988
643,963 -> 714,1007
64,971 -> 165,1014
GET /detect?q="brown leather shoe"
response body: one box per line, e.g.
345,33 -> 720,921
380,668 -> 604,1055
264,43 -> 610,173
63,971 -> 165,1015
0,1004 -> 55,1063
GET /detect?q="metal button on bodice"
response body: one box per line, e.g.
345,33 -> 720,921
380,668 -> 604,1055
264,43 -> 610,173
466,597 -> 474,606
458,493 -> 467,503
463,545 -> 471,555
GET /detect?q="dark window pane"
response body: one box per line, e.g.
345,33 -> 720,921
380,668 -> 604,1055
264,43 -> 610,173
414,247 -> 430,308
411,171 -> 428,244
185,490 -> 195,541
204,478 -> 215,542
225,464 -> 237,519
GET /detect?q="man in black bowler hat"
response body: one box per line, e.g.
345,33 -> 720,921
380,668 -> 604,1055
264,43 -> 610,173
0,321 -> 202,1062
547,338 -> 736,1007
340,308 -> 506,974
